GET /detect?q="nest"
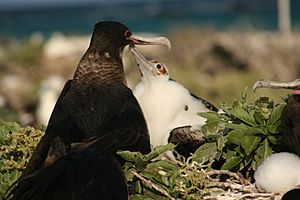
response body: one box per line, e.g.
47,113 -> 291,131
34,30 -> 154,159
130,158 -> 283,200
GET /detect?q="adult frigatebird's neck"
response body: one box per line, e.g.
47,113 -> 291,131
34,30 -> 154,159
72,49 -> 126,88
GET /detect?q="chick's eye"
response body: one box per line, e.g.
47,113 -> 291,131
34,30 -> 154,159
156,64 -> 162,69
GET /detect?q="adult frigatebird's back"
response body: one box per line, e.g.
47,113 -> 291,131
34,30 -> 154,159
8,21 -> 171,200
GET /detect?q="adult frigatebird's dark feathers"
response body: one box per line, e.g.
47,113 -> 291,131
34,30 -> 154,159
65,83 -> 149,154
11,151 -> 127,200
281,95 -> 300,156
253,79 -> 300,156
9,21 -> 171,199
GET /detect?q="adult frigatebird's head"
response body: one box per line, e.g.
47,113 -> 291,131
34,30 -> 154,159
89,21 -> 171,58
129,46 -> 169,82
74,21 -> 170,85
253,79 -> 300,95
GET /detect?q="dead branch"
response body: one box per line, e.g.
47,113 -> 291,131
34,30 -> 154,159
132,171 -> 176,200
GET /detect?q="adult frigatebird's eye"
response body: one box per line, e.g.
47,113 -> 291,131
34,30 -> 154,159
156,64 -> 162,69
124,30 -> 132,39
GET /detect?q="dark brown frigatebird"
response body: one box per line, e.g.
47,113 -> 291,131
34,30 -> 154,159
253,79 -> 300,198
7,21 -> 171,200
253,79 -> 300,156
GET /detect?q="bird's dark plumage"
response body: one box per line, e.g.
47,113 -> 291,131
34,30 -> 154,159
22,22 -> 151,176
282,188 -> 300,200
253,79 -> 300,156
281,95 -> 300,156
11,152 -> 127,200
7,21 -> 171,200
190,92 -> 219,112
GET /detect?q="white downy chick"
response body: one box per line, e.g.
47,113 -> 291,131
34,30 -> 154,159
254,152 -> 300,193
130,46 -> 219,159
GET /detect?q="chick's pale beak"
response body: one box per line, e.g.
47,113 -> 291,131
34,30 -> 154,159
128,34 -> 171,51
253,79 -> 300,92
129,46 -> 156,77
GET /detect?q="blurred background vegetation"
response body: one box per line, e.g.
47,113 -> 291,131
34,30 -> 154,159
0,0 -> 299,127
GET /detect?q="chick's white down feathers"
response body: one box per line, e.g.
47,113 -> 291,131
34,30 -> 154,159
134,76 -> 210,149
254,152 -> 300,193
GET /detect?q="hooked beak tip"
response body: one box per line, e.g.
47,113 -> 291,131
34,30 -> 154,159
164,39 -> 171,51
253,81 -> 259,93
253,80 -> 264,93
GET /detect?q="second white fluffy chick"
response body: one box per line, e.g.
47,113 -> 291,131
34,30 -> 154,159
130,46 -> 219,159
254,152 -> 300,193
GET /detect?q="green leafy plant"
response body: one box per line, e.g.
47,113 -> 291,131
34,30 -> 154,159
119,144 -> 274,200
193,88 -> 287,178
0,121 -> 44,197
0,89 -> 287,199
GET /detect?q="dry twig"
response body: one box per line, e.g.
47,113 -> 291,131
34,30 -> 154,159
132,171 -> 176,200
206,181 -> 258,193
206,170 -> 251,185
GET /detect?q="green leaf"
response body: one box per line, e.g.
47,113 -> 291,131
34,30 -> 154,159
135,154 -> 147,169
117,150 -> 140,162
141,171 -> 162,184
223,149 -> 236,161
243,127 -> 267,136
224,122 -> 249,130
234,145 -> 245,157
267,104 -> 286,126
147,160 -> 177,171
192,142 -> 218,163
135,180 -> 143,194
230,107 -> 257,126
198,112 -> 221,122
117,150 -> 147,169
123,166 -> 135,181
267,135 -> 281,145
241,154 -> 254,170
241,136 -> 261,155
169,170 -> 180,189
267,119 -> 281,134
201,121 -> 224,136
254,138 -> 272,169
221,156 -> 243,170
241,87 -> 248,104
145,144 -> 176,161
130,194 -> 154,200
227,129 -> 244,145
216,136 -> 225,151
253,111 -> 265,125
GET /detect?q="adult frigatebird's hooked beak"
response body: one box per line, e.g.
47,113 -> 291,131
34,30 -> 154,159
253,79 -> 300,95
128,34 -> 171,51
129,46 -> 157,77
